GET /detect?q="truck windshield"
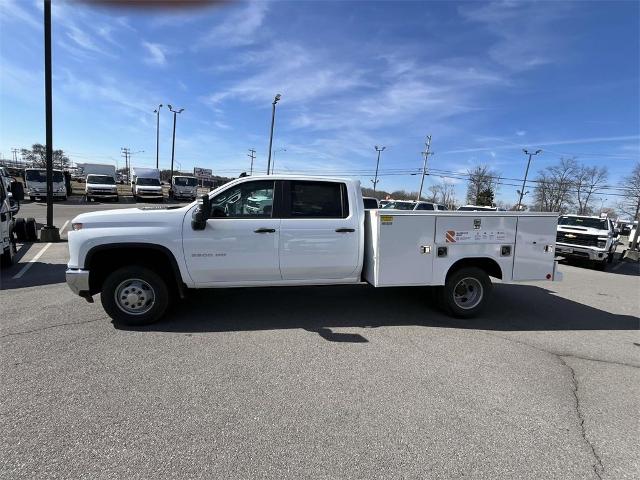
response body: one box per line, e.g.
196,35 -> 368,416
382,201 -> 415,210
87,175 -> 115,185
137,178 -> 161,186
559,216 -> 608,230
174,177 -> 198,186
25,170 -> 63,182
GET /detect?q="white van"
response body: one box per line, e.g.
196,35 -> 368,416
131,167 -> 163,202
24,168 -> 67,201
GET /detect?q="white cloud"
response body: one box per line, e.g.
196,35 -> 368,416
0,1 -> 40,30
516,130 -> 526,136
199,1 -> 268,48
142,41 -> 168,66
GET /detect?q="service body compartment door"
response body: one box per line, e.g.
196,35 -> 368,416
433,215 -> 517,284
373,214 -> 436,286
512,216 -> 558,281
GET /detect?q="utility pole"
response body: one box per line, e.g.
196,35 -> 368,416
517,149 -> 542,211
168,105 -> 184,196
372,146 -> 385,192
121,148 -> 130,183
248,149 -> 256,175
11,148 -> 19,167
40,0 -> 59,242
417,135 -> 432,201
154,104 -> 163,169
266,93 -> 281,175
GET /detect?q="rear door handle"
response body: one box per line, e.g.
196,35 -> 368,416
254,228 -> 276,233
335,228 -> 355,233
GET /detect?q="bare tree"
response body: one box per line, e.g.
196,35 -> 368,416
574,165 -> 608,215
20,143 -> 70,169
617,162 -> 640,251
466,165 -> 499,205
532,158 -> 578,212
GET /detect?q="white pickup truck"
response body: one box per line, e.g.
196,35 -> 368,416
66,175 -> 561,325
555,215 -> 618,269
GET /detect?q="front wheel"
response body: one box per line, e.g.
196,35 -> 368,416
101,266 -> 169,326
440,267 -> 492,318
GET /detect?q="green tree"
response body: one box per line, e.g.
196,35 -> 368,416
476,187 -> 494,206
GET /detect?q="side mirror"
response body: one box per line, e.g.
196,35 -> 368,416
191,194 -> 211,230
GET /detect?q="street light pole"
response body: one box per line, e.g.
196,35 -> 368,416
417,135 -> 432,201
168,104 -> 184,196
517,149 -> 542,211
372,146 -> 385,192
266,94 -> 281,175
272,148 -> 286,175
40,0 -> 59,241
154,104 -> 163,169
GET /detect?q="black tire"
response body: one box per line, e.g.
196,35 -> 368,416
29,196 -> 35,202
607,250 -> 615,264
439,267 -> 492,318
1,228 -> 16,268
101,266 -> 169,326
593,260 -> 607,271
25,217 -> 38,242
14,218 -> 27,242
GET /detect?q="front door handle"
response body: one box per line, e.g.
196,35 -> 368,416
335,228 -> 355,233
254,228 -> 276,233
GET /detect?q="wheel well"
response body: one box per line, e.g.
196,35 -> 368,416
85,244 -> 184,296
446,257 -> 503,281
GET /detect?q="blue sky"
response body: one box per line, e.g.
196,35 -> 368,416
0,0 -> 638,206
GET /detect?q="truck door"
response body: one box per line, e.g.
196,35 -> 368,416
279,180 -> 360,280
182,180 -> 281,284
512,216 -> 558,281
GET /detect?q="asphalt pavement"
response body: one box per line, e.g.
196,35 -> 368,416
1,200 -> 639,479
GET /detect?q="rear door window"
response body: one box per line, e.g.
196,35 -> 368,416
287,181 -> 348,218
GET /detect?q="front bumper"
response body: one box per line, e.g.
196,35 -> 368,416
556,243 -> 608,261
136,191 -> 163,198
66,268 -> 90,295
29,191 -> 66,197
87,191 -> 118,198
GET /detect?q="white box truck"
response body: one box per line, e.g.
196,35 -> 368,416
65,175 -> 561,326
131,167 -> 163,202
24,168 -> 67,201
171,175 -> 198,201
77,163 -> 118,202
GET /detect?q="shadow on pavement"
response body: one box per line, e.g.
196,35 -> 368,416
115,283 -> 639,339
558,255 -> 639,277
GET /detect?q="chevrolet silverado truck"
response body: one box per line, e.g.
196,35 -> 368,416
555,214 -> 618,269
66,175 -> 561,326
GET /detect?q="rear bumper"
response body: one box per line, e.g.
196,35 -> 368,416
66,268 -> 90,295
556,243 -> 608,261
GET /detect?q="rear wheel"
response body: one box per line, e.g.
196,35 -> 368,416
101,266 -> 169,326
14,218 -> 27,242
440,267 -> 492,318
25,217 -> 38,242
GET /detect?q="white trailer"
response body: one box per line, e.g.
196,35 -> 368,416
131,167 -> 163,202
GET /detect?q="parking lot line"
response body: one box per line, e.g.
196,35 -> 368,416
59,220 -> 70,234
12,242 -> 53,279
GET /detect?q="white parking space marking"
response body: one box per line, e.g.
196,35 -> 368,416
59,220 -> 70,234
12,243 -> 53,279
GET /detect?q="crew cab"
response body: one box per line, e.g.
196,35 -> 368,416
66,175 -> 561,326
555,215 -> 618,269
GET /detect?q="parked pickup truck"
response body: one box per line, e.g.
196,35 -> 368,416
66,175 -> 561,325
555,215 -> 618,269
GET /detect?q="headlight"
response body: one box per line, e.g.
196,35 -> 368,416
72,223 -> 83,231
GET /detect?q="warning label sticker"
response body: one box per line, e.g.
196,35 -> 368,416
381,215 -> 394,225
445,230 -> 507,243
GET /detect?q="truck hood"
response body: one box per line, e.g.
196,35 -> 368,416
557,225 -> 608,236
72,206 -> 187,227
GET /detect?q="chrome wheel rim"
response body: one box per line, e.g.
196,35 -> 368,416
453,277 -> 483,310
114,278 -> 155,315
